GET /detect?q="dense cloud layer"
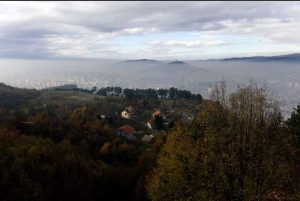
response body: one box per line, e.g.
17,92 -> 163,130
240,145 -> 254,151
0,1 -> 300,59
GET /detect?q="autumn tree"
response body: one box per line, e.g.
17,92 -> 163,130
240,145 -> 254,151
147,82 -> 298,201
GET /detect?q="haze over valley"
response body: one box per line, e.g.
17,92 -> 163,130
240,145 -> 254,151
1,54 -> 300,115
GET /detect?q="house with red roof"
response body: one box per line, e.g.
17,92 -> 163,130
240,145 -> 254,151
152,110 -> 161,118
116,124 -> 136,140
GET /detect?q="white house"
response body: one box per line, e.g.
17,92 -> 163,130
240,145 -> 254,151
121,106 -> 135,119
142,134 -> 154,143
121,110 -> 130,119
147,122 -> 152,129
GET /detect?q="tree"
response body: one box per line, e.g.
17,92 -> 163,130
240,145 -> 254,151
96,88 -> 107,96
169,87 -> 177,99
157,89 -> 168,99
123,88 -> 135,100
147,82 -> 298,201
191,94 -> 203,102
90,86 -> 97,93
154,115 -> 166,131
147,123 -> 199,201
0,125 -> 116,201
286,104 -> 300,143
285,104 -> 300,198
114,87 -> 122,96
29,111 -> 63,142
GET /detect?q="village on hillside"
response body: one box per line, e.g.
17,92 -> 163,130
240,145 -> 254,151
100,105 -> 170,143
4,83 -> 203,149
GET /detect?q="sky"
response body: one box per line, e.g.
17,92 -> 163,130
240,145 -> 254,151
1,1 -> 300,60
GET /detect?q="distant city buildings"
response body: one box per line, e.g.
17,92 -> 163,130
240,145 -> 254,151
2,74 -> 299,117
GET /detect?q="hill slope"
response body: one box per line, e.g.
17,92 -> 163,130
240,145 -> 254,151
0,83 -> 40,108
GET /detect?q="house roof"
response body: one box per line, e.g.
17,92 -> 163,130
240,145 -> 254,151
118,125 -> 136,135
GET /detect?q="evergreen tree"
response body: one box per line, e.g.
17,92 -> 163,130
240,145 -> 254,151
286,104 -> 300,143
154,115 -> 166,131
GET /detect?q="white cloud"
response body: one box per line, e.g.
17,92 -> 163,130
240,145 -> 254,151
121,28 -> 145,35
0,1 -> 300,59
150,39 -> 231,48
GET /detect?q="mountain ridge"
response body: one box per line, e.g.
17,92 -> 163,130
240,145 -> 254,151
221,53 -> 300,62
124,59 -> 159,63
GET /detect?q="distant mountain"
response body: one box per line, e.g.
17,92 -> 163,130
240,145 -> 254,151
124,59 -> 159,63
161,60 -> 201,74
111,59 -> 220,88
131,60 -> 219,88
168,60 -> 185,65
221,53 -> 300,62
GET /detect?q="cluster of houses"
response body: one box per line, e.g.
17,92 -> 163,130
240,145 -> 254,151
121,106 -> 135,119
116,124 -> 154,143
116,106 -> 168,142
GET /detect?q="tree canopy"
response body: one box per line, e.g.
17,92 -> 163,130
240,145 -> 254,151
147,82 -> 299,201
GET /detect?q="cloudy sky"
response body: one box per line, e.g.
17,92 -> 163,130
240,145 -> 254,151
1,1 -> 300,60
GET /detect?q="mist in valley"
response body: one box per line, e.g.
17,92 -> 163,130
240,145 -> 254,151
1,58 -> 299,115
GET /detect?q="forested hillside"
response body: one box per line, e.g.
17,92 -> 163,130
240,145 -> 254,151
0,82 -> 299,201
0,83 -> 40,108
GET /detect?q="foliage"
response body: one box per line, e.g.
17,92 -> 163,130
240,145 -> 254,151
147,83 -> 299,201
286,104 -> 300,142
153,115 -> 166,131
0,83 -> 299,201
96,86 -> 203,102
